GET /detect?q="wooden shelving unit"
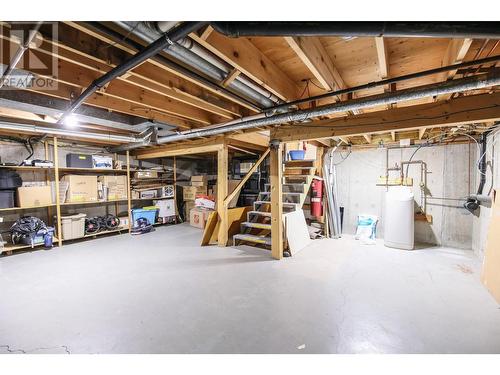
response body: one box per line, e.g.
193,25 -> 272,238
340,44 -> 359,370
1,137 -> 178,256
0,137 -> 133,255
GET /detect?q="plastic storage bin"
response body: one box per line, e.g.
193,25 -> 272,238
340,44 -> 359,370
60,213 -> 86,240
289,150 -> 305,160
131,208 -> 158,225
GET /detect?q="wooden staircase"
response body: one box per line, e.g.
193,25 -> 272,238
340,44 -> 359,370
233,159 -> 316,249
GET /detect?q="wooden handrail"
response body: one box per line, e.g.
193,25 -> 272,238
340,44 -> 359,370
223,148 -> 270,206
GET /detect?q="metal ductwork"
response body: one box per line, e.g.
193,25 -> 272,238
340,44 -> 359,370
58,21 -> 207,125
115,21 -> 280,108
153,71 -> 500,145
0,120 -> 143,143
211,21 -> 500,39
0,89 -> 175,133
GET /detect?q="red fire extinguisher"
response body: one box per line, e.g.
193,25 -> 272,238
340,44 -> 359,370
311,178 -> 323,217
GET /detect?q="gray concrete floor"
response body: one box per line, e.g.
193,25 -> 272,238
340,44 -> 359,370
1,223 -> 500,354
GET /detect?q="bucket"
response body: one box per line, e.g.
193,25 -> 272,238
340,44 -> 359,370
289,150 -> 305,160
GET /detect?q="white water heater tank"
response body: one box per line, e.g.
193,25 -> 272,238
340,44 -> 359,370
384,186 -> 414,250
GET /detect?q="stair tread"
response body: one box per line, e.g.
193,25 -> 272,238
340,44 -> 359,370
233,234 -> 272,245
241,221 -> 271,229
284,166 -> 316,170
260,191 -> 302,196
265,183 -> 305,187
254,200 -> 298,206
248,210 -> 272,217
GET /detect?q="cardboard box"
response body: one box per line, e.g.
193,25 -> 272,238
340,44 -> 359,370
183,185 -> 207,201
189,207 -> 213,229
191,180 -> 206,187
134,170 -> 158,179
62,175 -> 98,202
17,185 -> 52,207
191,175 -> 208,184
98,175 -> 127,200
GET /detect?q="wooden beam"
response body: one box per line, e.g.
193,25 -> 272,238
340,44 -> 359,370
217,142 -> 229,246
419,127 -> 427,140
228,131 -> 269,148
272,92 -> 500,142
374,37 -> 389,79
28,24 -> 244,118
285,36 -> 346,92
339,137 -> 350,145
391,131 -> 396,142
438,38 -> 473,100
226,138 -> 267,153
53,137 -> 62,248
363,134 -> 372,144
64,22 -> 257,113
134,138 -> 225,159
224,148 -> 270,207
199,25 -> 214,41
270,144 -> 283,260
191,31 -> 299,101
441,39 -> 473,81
221,68 -> 241,88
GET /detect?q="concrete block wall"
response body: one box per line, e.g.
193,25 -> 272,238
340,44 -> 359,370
335,143 -> 476,249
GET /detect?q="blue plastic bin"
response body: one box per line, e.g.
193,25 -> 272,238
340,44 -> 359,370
289,150 -> 305,160
131,208 -> 158,225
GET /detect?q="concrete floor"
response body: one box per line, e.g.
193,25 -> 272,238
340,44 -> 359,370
1,223 -> 500,354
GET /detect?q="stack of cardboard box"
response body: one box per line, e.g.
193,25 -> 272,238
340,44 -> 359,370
183,175 -> 212,228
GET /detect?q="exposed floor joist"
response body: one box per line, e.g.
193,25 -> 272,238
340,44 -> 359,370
272,92 -> 500,142
191,30 -> 300,101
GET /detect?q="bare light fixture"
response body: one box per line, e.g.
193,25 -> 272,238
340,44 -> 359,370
63,114 -> 79,128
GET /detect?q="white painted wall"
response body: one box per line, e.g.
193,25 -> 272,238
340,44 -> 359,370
334,143 -> 476,249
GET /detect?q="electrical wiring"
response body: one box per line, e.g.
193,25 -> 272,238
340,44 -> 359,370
330,146 -> 352,166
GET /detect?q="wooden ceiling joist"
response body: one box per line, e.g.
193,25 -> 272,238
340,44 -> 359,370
284,36 -> 346,92
437,38 -> 473,101
135,137 -> 226,159
0,42 -> 216,128
374,37 -> 389,80
272,92 -> 500,142
65,22 -> 257,114
391,131 -> 396,142
191,30 -> 299,101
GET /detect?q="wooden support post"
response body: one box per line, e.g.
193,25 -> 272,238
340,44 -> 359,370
173,156 -> 178,224
126,151 -> 132,233
217,143 -> 228,246
53,137 -> 62,247
270,143 -> 283,260
44,141 -> 53,226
